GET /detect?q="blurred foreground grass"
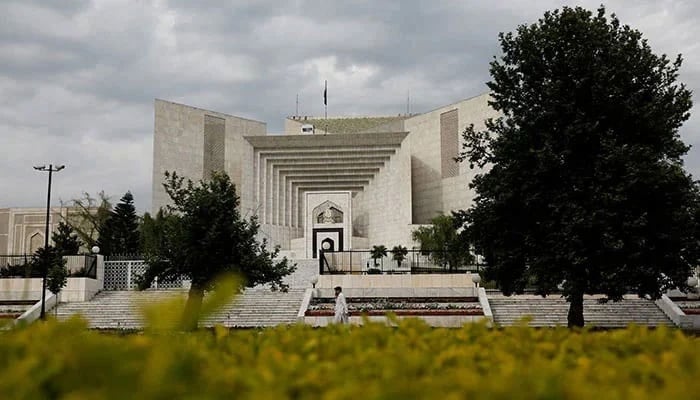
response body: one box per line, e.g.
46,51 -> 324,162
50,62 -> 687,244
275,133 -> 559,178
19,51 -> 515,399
0,315 -> 698,399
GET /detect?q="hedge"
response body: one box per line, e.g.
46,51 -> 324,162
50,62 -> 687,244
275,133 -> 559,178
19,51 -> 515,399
0,318 -> 697,399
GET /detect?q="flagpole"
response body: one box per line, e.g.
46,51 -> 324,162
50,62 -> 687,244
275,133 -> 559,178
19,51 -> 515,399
324,80 -> 328,135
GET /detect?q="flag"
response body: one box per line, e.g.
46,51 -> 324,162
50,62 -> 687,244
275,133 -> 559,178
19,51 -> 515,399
323,80 -> 327,106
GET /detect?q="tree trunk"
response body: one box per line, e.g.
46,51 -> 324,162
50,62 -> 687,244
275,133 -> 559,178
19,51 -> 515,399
567,289 -> 585,328
181,284 -> 204,331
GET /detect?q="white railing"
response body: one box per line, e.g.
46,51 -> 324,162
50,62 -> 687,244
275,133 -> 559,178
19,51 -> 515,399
103,260 -> 183,290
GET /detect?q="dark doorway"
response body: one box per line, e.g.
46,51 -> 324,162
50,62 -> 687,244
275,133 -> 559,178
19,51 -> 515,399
312,228 -> 343,258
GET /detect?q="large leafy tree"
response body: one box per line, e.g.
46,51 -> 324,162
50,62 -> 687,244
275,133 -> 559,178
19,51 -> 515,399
412,214 -> 472,271
52,222 -> 83,256
457,6 -> 700,327
140,171 -> 295,330
97,191 -> 141,256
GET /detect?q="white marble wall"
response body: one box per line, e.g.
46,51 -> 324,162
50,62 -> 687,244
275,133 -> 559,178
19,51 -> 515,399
404,93 -> 499,224
152,99 -> 266,213
363,140 -> 413,248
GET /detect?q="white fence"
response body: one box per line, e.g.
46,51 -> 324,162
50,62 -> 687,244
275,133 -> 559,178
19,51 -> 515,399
103,260 -> 183,290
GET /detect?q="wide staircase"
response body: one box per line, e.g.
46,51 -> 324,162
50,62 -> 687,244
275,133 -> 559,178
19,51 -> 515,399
56,288 -> 306,329
488,294 -> 674,328
0,300 -> 36,321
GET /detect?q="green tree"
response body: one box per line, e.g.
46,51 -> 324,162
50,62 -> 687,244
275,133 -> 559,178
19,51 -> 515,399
32,246 -> 68,316
391,245 -> 408,268
457,6 -> 700,327
140,171 -> 295,330
52,222 -> 83,256
46,258 -> 68,316
412,214 -> 472,271
139,210 -> 172,255
62,191 -> 112,248
97,192 -> 141,256
370,245 -> 388,270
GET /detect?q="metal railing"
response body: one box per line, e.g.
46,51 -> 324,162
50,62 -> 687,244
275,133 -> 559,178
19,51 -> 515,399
104,253 -> 144,261
318,249 -> 485,275
0,254 -> 97,279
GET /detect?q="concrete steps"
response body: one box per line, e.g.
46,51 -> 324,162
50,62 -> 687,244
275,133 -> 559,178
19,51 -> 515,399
488,295 -> 674,328
56,288 -> 306,329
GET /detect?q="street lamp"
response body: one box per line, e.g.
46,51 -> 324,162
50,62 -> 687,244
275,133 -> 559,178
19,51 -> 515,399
688,276 -> 699,293
34,164 -> 65,320
472,274 -> 482,289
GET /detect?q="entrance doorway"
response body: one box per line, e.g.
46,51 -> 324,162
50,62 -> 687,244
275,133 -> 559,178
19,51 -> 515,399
312,228 -> 343,258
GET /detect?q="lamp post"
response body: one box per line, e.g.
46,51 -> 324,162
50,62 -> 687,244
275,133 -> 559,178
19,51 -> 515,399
34,164 -> 65,320
688,276 -> 699,297
472,274 -> 482,290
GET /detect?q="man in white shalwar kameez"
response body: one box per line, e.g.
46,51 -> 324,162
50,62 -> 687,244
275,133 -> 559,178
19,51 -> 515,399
334,286 -> 349,324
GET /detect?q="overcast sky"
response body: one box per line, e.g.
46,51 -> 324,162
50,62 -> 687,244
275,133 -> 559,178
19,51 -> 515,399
1,0 -> 699,213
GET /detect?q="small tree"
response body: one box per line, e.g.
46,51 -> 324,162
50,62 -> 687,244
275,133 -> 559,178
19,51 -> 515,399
140,171 -> 295,330
52,222 -> 83,256
98,191 -> 141,256
391,245 -> 408,268
33,246 -> 68,316
370,245 -> 388,270
412,214 -> 472,271
46,262 -> 69,316
457,6 -> 700,327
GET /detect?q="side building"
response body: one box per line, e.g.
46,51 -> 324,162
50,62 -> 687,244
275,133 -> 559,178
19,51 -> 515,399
0,207 -> 88,255
152,94 -> 498,258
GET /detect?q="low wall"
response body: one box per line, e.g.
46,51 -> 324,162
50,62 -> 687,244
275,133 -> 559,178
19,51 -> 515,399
305,314 -> 487,328
297,288 -> 314,322
477,287 -> 493,325
314,286 -> 477,298
318,273 -> 477,289
656,295 -> 700,331
0,277 -> 101,302
16,292 -> 57,325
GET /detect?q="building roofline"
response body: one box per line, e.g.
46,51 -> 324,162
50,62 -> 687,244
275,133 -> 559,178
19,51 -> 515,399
244,131 -> 409,148
0,206 -> 69,212
284,91 -> 491,122
154,98 -> 266,125
286,115 -> 413,121
408,91 -> 492,118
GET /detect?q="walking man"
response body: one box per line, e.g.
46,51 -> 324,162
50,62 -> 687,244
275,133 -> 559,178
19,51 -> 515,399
334,286 -> 349,324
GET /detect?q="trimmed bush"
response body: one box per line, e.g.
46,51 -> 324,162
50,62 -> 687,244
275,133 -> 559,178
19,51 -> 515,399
0,318 -> 698,399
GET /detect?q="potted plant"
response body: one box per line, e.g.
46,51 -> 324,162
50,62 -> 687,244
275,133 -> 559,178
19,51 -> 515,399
391,245 -> 408,269
370,245 -> 388,271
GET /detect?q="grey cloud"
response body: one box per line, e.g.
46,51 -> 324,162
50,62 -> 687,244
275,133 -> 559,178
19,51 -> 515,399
1,0 -> 699,212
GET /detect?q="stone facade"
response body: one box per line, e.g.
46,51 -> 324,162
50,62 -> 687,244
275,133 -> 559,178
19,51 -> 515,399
152,93 -> 498,258
152,99 -> 267,212
0,207 -> 86,255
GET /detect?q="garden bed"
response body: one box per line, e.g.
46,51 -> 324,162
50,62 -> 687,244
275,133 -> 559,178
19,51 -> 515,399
671,298 -> 700,314
306,309 -> 484,317
307,297 -> 483,316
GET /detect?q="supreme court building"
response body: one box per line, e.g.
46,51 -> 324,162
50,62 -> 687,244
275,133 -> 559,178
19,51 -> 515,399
152,93 -> 497,259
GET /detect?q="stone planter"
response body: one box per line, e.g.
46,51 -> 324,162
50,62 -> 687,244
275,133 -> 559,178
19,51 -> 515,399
305,309 -> 484,317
